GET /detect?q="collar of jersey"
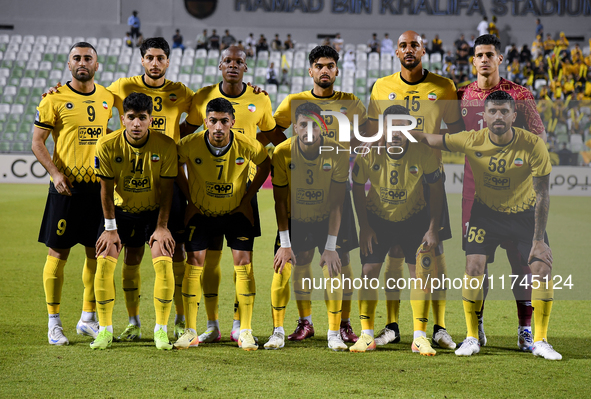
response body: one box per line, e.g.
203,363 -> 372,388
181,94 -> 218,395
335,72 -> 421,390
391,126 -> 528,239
142,75 -> 167,89
219,82 -> 247,98
310,89 -> 336,99
124,129 -> 150,148
399,69 -> 429,86
487,127 -> 515,147
205,130 -> 234,157
66,81 -> 96,96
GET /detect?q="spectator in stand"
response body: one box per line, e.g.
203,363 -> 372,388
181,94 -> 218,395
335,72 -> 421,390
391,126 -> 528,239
256,34 -> 269,55
532,35 -> 544,59
280,68 -> 290,86
136,33 -> 144,48
431,34 -> 444,57
195,29 -> 208,50
557,143 -> 574,165
535,18 -> 544,39
284,34 -> 294,50
245,33 -> 256,57
172,29 -> 185,51
381,33 -> 394,56
556,32 -> 569,52
477,16 -> 489,37
272,34 -> 283,51
468,34 -> 476,56
266,62 -> 279,86
332,33 -> 343,52
455,34 -> 469,73
454,34 -> 468,51
507,44 -> 519,64
124,32 -> 133,48
128,10 -> 140,39
236,41 -> 245,53
571,43 -> 583,62
508,58 -> 523,83
488,15 -> 499,38
544,34 -> 555,56
321,37 -> 331,47
220,29 -> 236,50
368,33 -> 380,53
520,44 -> 532,63
343,49 -> 356,72
209,29 -> 220,50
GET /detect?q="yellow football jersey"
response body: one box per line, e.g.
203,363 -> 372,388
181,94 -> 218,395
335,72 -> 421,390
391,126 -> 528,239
178,130 -> 268,217
271,136 -> 349,223
352,143 -> 441,222
107,75 -> 194,143
444,127 -> 552,214
95,129 -> 178,213
274,90 -> 367,149
35,82 -> 114,184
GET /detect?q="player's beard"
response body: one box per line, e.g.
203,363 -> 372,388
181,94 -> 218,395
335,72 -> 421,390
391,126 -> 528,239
145,69 -> 166,80
400,56 -> 421,70
73,68 -> 94,82
314,75 -> 334,89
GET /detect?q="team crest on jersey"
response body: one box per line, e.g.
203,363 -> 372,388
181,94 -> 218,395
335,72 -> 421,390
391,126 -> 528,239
475,152 -> 483,158
151,154 -> 160,162
248,104 -> 256,112
462,108 -> 468,117
409,166 -> 418,174
514,158 -> 523,167
66,102 -> 74,109
322,163 -> 332,171
195,158 -> 202,164
373,164 -> 380,171
102,101 -> 108,109
115,156 -> 123,163
388,93 -> 396,100
428,93 -> 437,101
236,157 -> 245,165
169,93 -> 177,102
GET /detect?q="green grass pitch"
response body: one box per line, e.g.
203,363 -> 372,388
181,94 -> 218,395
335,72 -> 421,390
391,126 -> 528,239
0,184 -> 589,398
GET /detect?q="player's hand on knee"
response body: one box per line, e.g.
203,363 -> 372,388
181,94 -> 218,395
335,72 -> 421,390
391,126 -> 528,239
149,226 -> 175,257
247,82 -> 268,96
274,247 -> 296,273
320,250 -> 342,277
52,173 -> 73,196
529,240 -> 553,267
420,229 -> 439,252
231,201 -> 254,226
184,203 -> 200,227
359,226 -> 377,256
96,231 -> 121,258
42,81 -> 62,98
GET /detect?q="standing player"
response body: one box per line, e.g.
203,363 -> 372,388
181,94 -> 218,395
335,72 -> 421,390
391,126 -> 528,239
271,45 -> 366,344
174,98 -> 271,351
367,31 -> 461,349
267,102 -> 349,351
179,45 -> 279,343
32,42 -> 114,345
458,34 -> 547,351
349,105 -> 446,355
91,92 -> 178,350
413,91 -> 561,360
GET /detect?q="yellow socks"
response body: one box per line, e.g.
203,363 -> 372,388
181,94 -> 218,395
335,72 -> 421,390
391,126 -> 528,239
182,263 -> 203,332
173,261 -> 186,317
462,274 -> 484,339
203,250 -> 222,321
293,263 -> 313,318
122,263 -> 141,317
411,285 -> 431,333
532,280 -> 554,342
359,282 -> 378,332
322,265 -> 342,331
153,256 -> 174,326
431,253 -> 447,328
271,262 -> 292,328
384,256 -> 404,324
234,263 -> 256,330
81,257 -> 97,313
43,255 -> 67,315
341,263 -> 353,320
95,256 -> 117,327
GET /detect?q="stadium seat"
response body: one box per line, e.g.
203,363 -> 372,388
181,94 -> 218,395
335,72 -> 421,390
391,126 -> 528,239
98,38 -> 110,48
110,38 -> 122,47
86,37 -> 98,47
356,44 -> 367,53
9,35 -> 22,45
47,36 -> 60,46
178,74 -> 191,87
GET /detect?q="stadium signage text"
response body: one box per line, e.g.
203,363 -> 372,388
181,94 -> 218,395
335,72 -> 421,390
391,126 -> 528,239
235,0 -> 591,15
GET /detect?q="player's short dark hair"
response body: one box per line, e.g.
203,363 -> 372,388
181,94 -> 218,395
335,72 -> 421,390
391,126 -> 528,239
308,45 -> 339,66
69,42 -> 97,55
474,34 -> 501,54
484,91 -> 515,111
206,98 -> 235,119
140,37 -> 170,58
294,102 -> 324,122
123,92 -> 153,115
383,105 -> 410,116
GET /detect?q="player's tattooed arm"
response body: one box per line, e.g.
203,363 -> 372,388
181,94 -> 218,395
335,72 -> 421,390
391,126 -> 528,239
530,175 -> 552,267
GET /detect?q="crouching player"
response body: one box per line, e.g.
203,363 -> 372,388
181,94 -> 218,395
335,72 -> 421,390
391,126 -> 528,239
266,102 -> 349,351
349,105 -> 449,355
414,91 -> 561,360
174,98 -> 270,351
92,92 -> 178,350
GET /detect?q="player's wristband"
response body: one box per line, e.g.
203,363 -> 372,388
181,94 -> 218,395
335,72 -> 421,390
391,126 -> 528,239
279,230 -> 291,248
325,235 -> 337,252
105,219 -> 117,231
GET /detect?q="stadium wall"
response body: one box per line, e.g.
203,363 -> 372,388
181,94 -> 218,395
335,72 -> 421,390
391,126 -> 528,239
1,0 -> 589,49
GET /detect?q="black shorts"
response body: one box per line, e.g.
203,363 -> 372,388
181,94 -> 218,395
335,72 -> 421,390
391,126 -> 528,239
465,201 -> 549,264
339,183 -> 359,252
274,219 -> 347,258
38,182 -> 103,249
185,212 -> 255,252
423,173 -> 452,242
168,181 -> 188,242
360,208 -> 430,265
98,207 -> 160,248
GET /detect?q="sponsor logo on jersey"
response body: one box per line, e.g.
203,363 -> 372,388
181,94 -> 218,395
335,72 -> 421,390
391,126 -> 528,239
248,104 -> 256,112
151,116 -> 167,131
123,176 -> 151,192
78,126 -> 103,144
151,154 -> 160,162
206,181 -> 234,197
322,162 -> 331,171
409,166 -> 418,174
428,92 -> 437,101
296,188 -> 324,204
380,187 -> 407,204
484,173 -> 511,190
169,93 -> 177,102
514,158 -> 523,167
66,102 -> 74,109
388,93 -> 396,100
236,157 -> 245,165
